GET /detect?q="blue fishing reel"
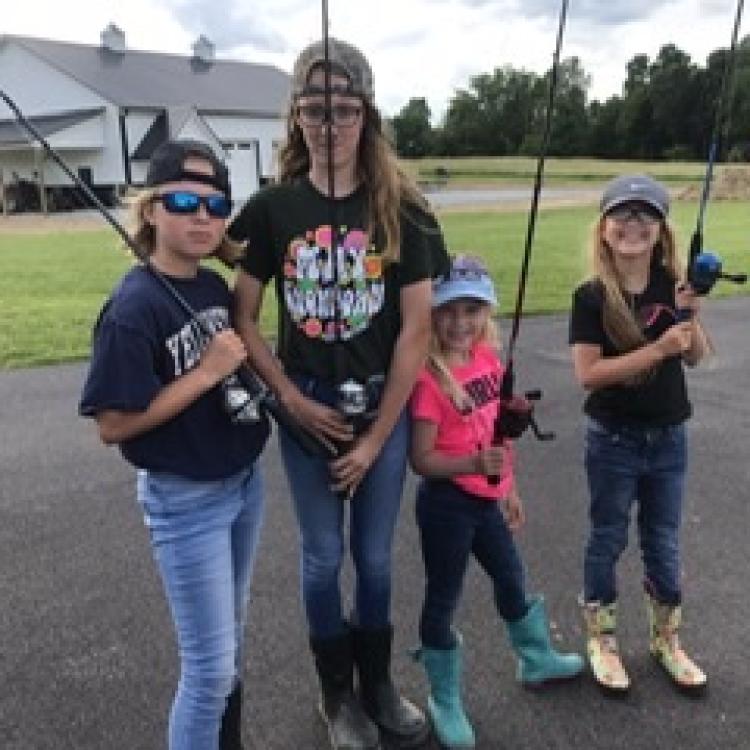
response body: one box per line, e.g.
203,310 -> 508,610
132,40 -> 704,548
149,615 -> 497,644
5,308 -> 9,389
688,250 -> 747,296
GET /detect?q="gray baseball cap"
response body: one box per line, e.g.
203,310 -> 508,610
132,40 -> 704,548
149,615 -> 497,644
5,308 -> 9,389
600,174 -> 669,218
292,38 -> 374,100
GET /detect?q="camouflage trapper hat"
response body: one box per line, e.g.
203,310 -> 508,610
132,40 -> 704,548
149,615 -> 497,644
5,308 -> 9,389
292,37 -> 374,100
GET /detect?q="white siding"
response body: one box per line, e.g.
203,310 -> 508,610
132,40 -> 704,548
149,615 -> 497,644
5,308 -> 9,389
203,115 -> 284,179
0,42 -> 126,186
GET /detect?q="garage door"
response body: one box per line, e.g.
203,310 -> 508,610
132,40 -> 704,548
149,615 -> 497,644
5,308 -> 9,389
224,141 -> 259,206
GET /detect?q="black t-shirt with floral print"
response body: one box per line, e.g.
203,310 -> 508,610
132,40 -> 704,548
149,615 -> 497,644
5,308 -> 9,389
230,177 -> 449,384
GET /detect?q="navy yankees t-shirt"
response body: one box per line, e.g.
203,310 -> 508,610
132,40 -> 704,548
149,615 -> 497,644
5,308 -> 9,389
79,265 -> 269,480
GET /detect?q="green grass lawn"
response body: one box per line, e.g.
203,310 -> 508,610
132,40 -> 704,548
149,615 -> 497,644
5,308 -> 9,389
0,200 -> 747,368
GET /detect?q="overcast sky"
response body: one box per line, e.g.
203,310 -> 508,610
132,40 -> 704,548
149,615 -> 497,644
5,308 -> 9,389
3,0 -> 747,120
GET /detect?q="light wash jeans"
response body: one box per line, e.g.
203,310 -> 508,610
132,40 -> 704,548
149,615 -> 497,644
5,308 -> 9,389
137,464 -> 264,750
278,374 -> 409,639
583,418 -> 687,606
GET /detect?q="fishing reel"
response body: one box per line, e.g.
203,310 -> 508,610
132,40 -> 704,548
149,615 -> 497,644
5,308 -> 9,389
688,250 -> 747,296
336,374 -> 383,437
336,378 -> 368,436
488,381 -> 554,486
222,372 -> 266,425
494,389 -> 555,443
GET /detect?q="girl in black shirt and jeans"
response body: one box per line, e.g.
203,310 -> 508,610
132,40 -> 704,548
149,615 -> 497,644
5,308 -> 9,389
569,175 -> 710,696
230,38 -> 447,750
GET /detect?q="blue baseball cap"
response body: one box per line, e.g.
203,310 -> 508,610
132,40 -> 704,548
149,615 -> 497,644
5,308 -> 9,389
433,255 -> 497,308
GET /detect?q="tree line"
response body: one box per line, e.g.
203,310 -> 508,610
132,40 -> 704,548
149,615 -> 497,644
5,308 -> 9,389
390,38 -> 750,161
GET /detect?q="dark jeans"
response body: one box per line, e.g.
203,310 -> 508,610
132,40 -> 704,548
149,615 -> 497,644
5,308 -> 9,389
583,417 -> 687,606
279,373 -> 407,639
416,479 -> 528,649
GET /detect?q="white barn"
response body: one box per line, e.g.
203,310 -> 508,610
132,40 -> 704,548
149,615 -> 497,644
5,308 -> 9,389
0,25 -> 290,210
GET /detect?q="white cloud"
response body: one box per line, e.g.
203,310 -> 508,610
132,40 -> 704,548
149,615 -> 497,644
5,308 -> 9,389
3,0 -> 747,121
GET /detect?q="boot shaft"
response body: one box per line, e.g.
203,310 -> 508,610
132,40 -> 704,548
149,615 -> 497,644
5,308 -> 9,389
645,593 -> 682,647
311,631 -> 356,704
414,638 -> 464,707
351,624 -> 393,691
582,599 -> 618,638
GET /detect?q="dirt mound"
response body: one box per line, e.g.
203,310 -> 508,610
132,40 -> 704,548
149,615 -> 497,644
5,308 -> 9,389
677,165 -> 750,200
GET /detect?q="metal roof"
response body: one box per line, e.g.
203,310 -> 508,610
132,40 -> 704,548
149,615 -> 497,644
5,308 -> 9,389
0,107 -> 105,145
2,35 -> 290,116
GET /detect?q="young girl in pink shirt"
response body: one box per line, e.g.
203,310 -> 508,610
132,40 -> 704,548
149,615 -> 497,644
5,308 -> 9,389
410,256 -> 583,749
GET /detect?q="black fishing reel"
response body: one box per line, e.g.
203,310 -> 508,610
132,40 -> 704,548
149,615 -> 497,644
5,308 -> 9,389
488,388 -> 554,486
688,250 -> 747,296
495,389 -> 555,442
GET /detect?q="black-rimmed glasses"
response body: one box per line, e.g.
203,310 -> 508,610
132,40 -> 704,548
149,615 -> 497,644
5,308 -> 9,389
297,103 -> 363,128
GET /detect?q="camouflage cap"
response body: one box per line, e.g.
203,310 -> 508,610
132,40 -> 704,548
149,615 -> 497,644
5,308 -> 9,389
292,37 -> 374,100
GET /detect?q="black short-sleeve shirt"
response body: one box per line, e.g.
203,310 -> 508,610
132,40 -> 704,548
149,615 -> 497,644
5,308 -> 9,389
230,177 -> 449,384
568,265 -> 691,427
79,265 -> 269,479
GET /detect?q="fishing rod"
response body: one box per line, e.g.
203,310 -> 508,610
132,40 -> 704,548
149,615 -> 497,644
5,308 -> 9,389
0,89 -> 334,458
488,0 -> 569,476
683,0 -> 747,300
320,3 -> 370,448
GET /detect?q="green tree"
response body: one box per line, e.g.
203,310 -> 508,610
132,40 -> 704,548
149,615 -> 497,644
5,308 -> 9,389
391,97 -> 434,157
547,56 -> 590,156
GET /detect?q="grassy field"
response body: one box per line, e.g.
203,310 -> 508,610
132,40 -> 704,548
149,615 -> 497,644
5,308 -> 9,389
0,200 -> 747,368
403,156 -> 711,187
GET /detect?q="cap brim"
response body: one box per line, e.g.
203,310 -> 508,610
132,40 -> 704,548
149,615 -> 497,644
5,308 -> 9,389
601,196 -> 667,217
433,281 -> 497,308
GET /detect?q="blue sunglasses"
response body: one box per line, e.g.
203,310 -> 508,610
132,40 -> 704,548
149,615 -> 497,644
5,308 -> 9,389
154,191 -> 232,218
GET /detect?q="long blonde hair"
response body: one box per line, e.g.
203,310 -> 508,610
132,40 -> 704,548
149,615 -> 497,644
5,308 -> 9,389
587,216 -> 682,354
129,188 -> 242,266
278,94 -> 433,264
427,306 -> 500,412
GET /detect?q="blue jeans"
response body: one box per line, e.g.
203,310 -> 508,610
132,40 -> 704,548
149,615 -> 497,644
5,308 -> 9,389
278,375 -> 408,639
138,464 -> 264,750
416,480 -> 528,649
583,418 -> 686,606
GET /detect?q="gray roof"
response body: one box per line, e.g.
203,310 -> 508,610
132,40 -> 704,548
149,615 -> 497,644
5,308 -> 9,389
3,35 -> 290,116
0,107 -> 105,145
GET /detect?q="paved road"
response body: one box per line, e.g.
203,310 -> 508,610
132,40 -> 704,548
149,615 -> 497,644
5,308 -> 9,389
424,186 -> 599,209
1,297 -> 748,750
